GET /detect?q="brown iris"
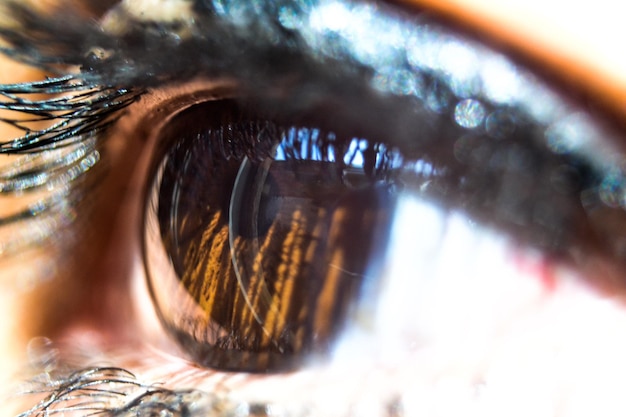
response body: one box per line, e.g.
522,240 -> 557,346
143,100 -> 398,372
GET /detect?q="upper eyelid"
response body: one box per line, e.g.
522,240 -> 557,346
0,0 -> 617,135
0,1 -> 623,203
0,0 -> 620,126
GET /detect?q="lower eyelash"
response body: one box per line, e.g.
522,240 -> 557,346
17,358 -> 411,417
15,366 -> 225,417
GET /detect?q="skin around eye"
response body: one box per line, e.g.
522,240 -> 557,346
404,0 -> 626,124
0,55 -> 51,414
2,1 -> 626,416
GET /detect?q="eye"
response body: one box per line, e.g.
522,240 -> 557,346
136,6 -> 626,377
4,0 -> 626,415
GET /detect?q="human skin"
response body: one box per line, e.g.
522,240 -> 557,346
1,0 -> 626,416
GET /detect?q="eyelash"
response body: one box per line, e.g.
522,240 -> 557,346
18,366 -> 231,417
0,76 -> 138,154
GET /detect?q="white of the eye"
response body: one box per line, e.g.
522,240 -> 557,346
331,195 -> 537,365
319,194 -> 626,417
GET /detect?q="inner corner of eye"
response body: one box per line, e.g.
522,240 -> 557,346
136,75 -> 626,373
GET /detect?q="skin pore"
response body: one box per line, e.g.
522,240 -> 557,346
2,0 -> 626,416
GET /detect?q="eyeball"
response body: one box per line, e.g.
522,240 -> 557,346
143,100 -> 401,372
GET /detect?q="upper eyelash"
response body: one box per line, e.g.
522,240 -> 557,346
0,74 -> 140,255
0,67 -> 142,259
0,2 -> 139,153
0,75 -> 140,154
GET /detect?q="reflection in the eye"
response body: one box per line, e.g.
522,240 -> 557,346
3,0 -> 626,416
145,99 -> 401,372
